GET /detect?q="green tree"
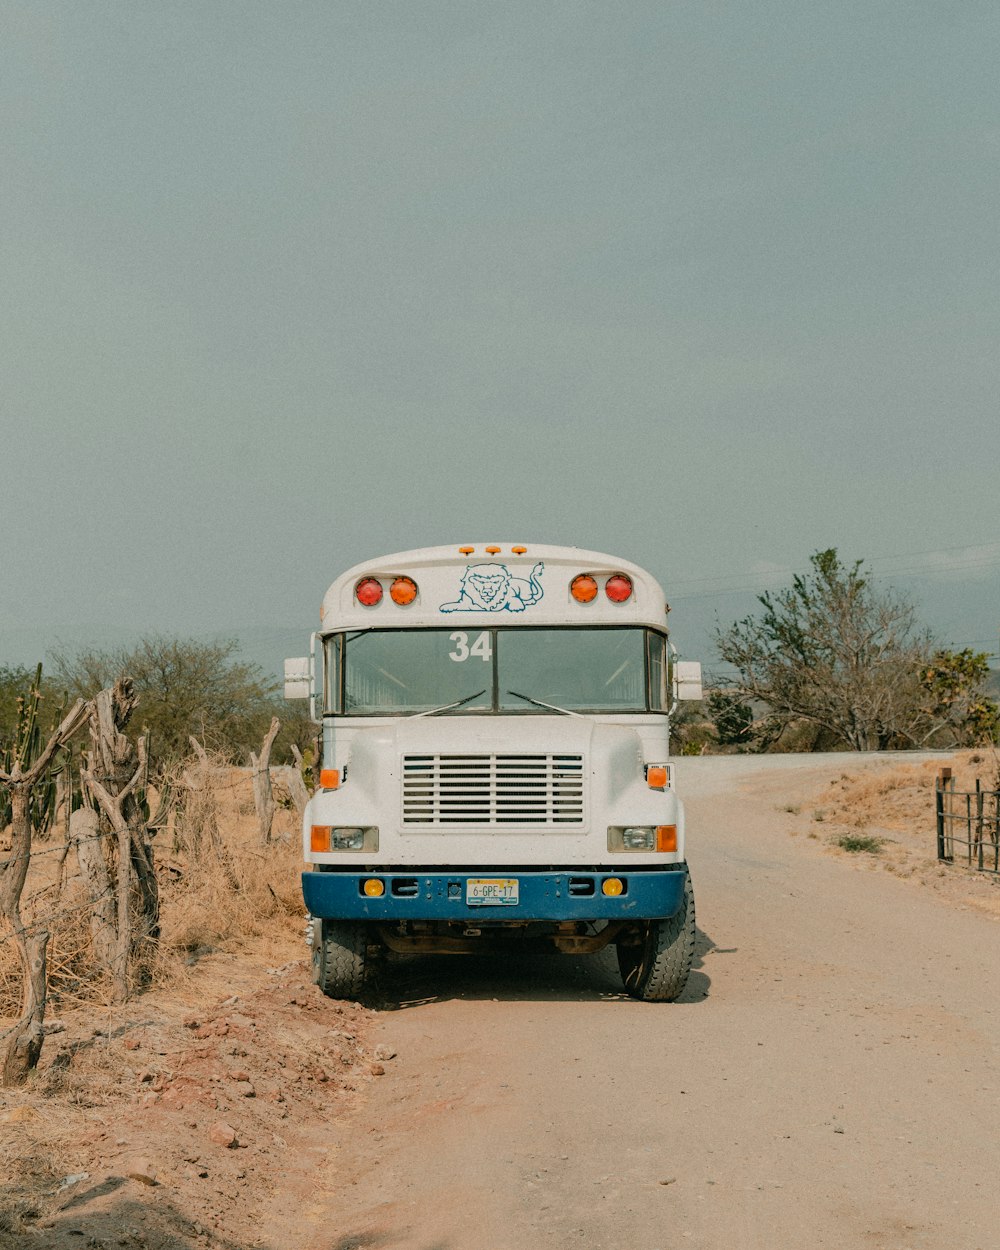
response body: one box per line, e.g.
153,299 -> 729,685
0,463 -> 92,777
920,648 -> 1000,745
716,549 -> 935,751
50,636 -> 292,766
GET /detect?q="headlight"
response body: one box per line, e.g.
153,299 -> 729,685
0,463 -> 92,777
311,825 -> 378,852
608,825 -> 656,851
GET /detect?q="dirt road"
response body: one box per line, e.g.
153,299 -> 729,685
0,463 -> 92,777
285,754 -> 1000,1250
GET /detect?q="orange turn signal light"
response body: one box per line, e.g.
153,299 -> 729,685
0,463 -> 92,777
363,878 -> 385,897
310,825 -> 332,852
390,576 -> 418,606
571,574 -> 599,603
646,766 -> 668,789
602,877 -> 624,897
319,769 -> 340,790
656,825 -> 677,853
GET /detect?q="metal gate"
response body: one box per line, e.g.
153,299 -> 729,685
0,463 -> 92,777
936,769 -> 1000,873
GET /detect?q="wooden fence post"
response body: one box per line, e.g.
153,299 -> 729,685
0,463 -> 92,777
936,768 -> 951,862
250,718 -> 280,844
80,680 -> 159,1001
975,780 -> 984,870
0,697 -> 89,1085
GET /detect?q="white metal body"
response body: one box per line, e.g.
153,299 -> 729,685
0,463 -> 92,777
291,543 -> 699,872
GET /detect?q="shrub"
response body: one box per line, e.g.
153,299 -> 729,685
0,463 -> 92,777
50,636 -> 313,767
837,834 -> 884,854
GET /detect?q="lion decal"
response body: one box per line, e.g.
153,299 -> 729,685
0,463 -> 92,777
440,561 -> 545,613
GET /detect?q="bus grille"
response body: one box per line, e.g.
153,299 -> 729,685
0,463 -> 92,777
401,754 -> 585,826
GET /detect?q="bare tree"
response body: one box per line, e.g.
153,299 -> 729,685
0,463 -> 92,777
0,692 -> 89,1084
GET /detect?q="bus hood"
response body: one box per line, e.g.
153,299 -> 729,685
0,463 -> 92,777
305,715 -> 681,865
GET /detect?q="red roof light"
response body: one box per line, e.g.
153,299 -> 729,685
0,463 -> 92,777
605,574 -> 633,603
355,578 -> 383,607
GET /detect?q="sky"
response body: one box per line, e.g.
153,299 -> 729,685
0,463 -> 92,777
2,1 -> 998,683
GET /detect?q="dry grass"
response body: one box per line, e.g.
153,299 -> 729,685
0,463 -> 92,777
798,749 -> 1000,920
0,764 -> 383,1250
1,764 -> 305,1022
814,749 -> 1000,838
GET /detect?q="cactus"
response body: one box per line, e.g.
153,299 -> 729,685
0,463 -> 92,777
0,665 -> 74,837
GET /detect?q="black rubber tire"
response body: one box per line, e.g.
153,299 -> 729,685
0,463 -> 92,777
312,919 -> 369,999
617,875 -> 695,1002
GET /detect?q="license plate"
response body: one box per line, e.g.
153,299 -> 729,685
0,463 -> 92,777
466,878 -> 519,906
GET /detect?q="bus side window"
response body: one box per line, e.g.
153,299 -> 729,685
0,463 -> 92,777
647,632 -> 668,711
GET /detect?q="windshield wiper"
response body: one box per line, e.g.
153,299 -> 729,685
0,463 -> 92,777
505,690 -> 582,718
408,690 -> 487,718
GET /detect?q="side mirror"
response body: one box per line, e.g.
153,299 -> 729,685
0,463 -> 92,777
284,657 -> 311,700
674,660 -> 703,702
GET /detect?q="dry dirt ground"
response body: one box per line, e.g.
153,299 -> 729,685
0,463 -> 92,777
3,751 -> 1000,1250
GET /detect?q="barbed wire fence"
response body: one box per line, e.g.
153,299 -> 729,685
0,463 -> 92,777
1,750 -> 298,995
1,662 -> 303,1089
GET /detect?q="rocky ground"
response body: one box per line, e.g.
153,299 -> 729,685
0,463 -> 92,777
0,935 -> 387,1248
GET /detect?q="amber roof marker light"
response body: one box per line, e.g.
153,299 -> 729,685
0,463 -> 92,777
486,545 -> 501,554
571,574 -> 599,604
459,546 -> 475,555
512,545 -> 527,554
390,576 -> 418,606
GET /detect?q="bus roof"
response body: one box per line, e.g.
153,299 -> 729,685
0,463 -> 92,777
319,543 -> 670,632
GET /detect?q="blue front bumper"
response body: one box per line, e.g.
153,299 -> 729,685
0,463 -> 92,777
302,866 -> 687,922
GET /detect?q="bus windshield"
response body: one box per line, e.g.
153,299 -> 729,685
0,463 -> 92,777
332,627 -> 667,715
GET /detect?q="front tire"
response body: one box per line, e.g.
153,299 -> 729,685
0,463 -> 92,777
312,919 -> 370,999
617,875 -> 695,1002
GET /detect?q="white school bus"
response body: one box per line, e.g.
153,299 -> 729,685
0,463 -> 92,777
285,542 -> 702,1001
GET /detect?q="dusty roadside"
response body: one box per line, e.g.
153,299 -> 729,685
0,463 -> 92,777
3,751 -> 999,1250
729,748 -> 1000,921
288,751 -> 1000,1250
0,938 -> 382,1250
0,765 -> 384,1250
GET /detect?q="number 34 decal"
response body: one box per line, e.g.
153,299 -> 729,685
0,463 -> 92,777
449,631 -> 493,662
